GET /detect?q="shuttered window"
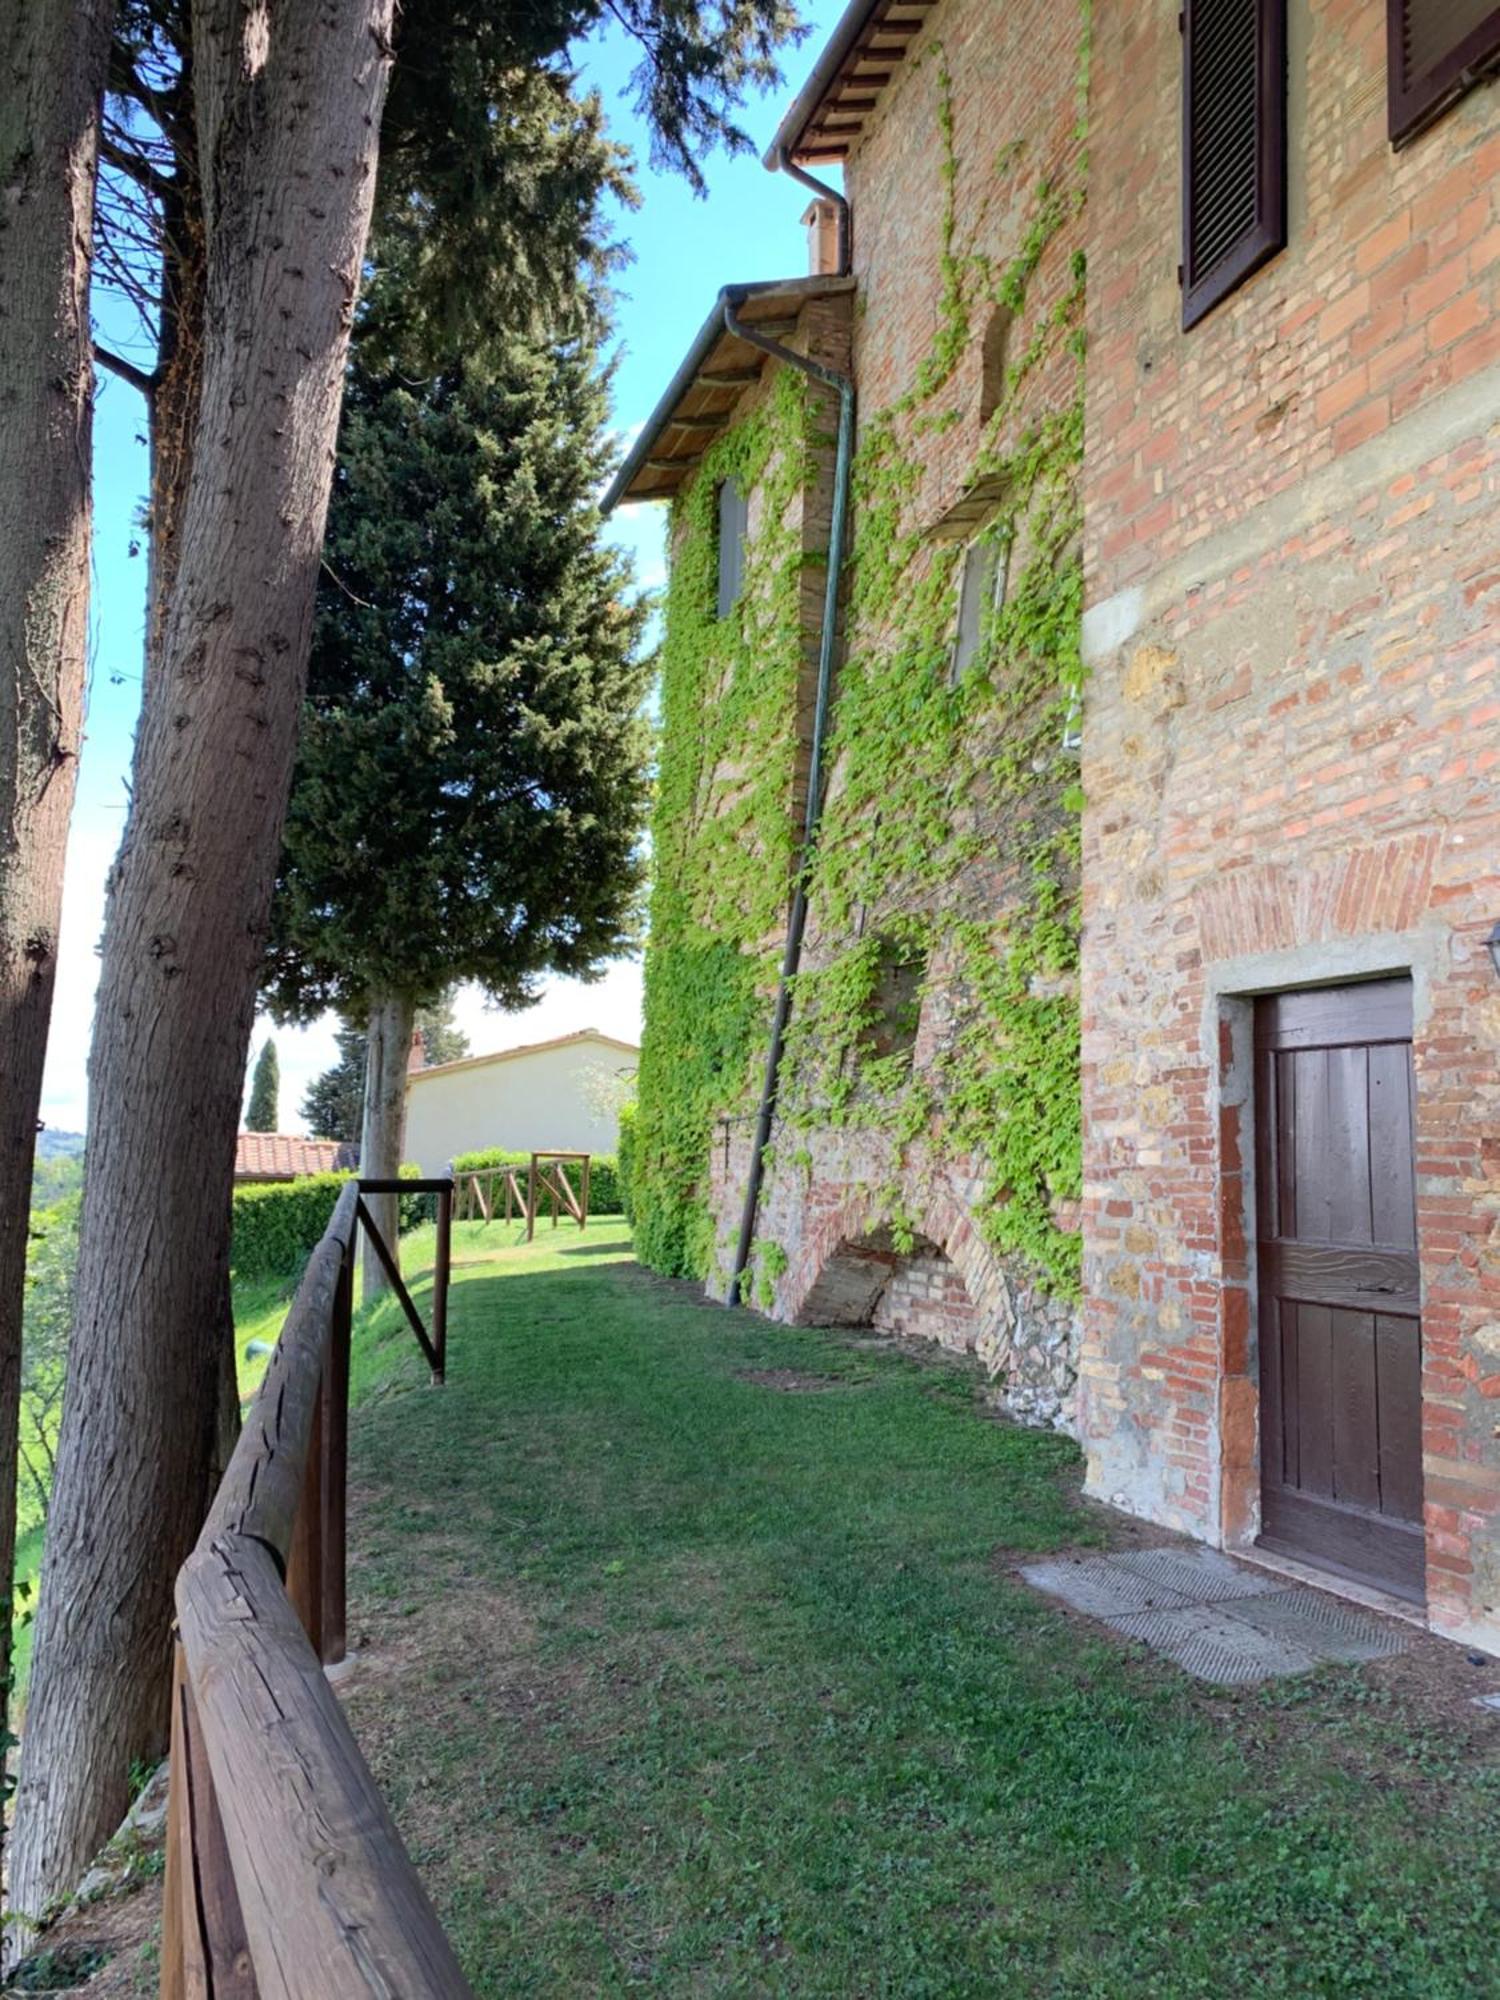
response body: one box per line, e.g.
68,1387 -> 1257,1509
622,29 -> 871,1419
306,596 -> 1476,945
1388,1 -> 1500,145
1181,0 -> 1287,330
716,478 -> 748,619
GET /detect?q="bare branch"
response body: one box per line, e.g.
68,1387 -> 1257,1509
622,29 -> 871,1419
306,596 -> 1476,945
94,344 -> 157,398
100,132 -> 175,204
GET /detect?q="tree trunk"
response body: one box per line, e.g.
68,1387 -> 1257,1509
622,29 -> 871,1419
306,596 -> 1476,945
360,990 -> 415,1304
9,0 -> 394,1934
0,0 -> 114,1910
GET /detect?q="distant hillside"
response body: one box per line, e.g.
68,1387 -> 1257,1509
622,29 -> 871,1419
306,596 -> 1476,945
32,1132 -> 84,1209
36,1130 -> 85,1161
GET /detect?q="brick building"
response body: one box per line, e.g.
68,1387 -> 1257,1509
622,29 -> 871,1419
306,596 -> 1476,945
1078,1 -> 1500,1651
610,0 -> 1500,1652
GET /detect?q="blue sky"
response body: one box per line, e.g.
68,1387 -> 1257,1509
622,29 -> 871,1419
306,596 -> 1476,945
44,3 -> 847,1136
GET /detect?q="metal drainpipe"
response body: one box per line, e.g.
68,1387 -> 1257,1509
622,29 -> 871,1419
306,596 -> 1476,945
723,292 -> 855,1307
771,145 -> 850,276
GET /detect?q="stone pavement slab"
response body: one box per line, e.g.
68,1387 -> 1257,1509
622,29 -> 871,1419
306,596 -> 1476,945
1020,1546 -> 1409,1684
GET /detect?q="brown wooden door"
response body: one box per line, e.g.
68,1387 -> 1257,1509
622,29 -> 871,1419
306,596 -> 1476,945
1254,979 -> 1425,1601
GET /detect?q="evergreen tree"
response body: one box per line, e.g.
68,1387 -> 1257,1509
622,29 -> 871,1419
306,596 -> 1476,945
301,1025 -> 367,1145
264,330 -> 651,1291
415,993 -> 470,1068
302,1001 -> 470,1143
22,0 -> 799,1916
244,1040 -> 280,1132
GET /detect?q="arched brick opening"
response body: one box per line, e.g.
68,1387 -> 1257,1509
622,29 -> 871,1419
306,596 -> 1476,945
777,1181 -> 1081,1430
782,1183 -> 997,1361
794,1227 -> 979,1354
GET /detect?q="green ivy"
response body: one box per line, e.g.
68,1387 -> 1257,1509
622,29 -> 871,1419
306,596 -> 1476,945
634,8 -> 1090,1298
631,370 -> 817,1277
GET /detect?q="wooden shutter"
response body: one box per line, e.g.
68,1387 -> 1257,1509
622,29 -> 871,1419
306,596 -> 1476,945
1388,1 -> 1500,145
716,478 -> 747,619
1181,0 -> 1287,330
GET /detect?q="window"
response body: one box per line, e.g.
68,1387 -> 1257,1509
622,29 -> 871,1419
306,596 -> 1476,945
861,941 -> 925,1067
1061,678 -> 1084,755
979,307 -> 1012,425
1181,0 -> 1286,329
950,534 -> 1007,683
1388,1 -> 1500,146
716,477 -> 748,619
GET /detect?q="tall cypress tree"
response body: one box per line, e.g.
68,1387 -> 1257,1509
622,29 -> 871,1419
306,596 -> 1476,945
264,329 -> 651,1287
244,1039 -> 279,1132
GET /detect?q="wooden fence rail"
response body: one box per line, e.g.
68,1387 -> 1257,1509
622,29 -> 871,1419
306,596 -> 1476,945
453,1152 -> 591,1240
162,1177 -> 473,1999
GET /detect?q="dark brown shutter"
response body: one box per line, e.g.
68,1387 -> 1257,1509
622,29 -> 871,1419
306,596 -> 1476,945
1181,0 -> 1287,330
1388,1 -> 1500,146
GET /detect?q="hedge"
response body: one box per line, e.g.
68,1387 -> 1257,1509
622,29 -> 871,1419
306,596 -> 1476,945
451,1147 -> 624,1217
232,1168 -> 427,1282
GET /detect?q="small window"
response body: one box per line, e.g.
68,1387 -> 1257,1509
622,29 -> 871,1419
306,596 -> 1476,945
1181,0 -> 1286,329
980,307 -> 1012,425
1388,1 -> 1500,146
951,535 -> 1006,683
716,477 -> 748,619
861,943 -> 925,1066
1061,679 -> 1083,755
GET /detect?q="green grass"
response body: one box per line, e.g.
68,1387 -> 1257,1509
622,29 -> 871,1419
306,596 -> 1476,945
336,1223 -> 1500,1998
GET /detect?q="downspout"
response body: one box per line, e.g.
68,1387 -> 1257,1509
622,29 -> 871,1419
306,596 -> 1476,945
723,289 -> 855,1306
769,145 -> 851,276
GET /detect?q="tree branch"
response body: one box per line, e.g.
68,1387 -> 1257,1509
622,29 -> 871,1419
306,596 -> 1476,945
100,132 -> 176,204
94,344 -> 157,398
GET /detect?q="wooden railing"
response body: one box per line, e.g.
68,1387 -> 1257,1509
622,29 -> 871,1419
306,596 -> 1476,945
454,1151 -> 591,1241
162,1177 -> 473,1998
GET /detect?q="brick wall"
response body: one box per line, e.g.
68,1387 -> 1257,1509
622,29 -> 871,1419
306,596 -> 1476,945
1080,0 -> 1500,1648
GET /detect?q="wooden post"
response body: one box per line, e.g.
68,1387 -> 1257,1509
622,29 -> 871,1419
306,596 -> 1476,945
581,1154 -> 591,1231
160,1647 -> 194,2000
550,1169 -> 559,1230
161,1645 -> 259,1999
526,1154 -> 537,1242
286,1387 -> 325,1660
433,1183 -> 451,1384
320,1243 -> 353,1666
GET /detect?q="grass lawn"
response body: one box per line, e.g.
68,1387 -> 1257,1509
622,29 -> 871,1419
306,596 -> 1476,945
332,1220 -> 1500,1998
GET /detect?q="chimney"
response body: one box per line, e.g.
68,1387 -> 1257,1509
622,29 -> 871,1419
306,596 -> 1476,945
407,1027 -> 425,1074
803,198 -> 841,278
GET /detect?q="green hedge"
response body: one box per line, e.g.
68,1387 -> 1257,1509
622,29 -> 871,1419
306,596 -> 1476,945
232,1168 -> 428,1282
615,1103 -> 637,1225
451,1147 -> 624,1217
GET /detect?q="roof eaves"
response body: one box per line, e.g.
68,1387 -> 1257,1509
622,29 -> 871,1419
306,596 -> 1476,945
763,0 -> 935,169
601,274 -> 855,514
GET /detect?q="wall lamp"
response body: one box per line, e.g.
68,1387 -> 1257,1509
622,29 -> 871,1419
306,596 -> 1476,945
1488,920 -> 1500,981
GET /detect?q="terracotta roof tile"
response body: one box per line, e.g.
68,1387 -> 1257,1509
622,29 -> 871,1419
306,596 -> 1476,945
234,1133 -> 356,1181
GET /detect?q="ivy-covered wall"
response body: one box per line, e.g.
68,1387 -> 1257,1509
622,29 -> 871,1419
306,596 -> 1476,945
633,0 -> 1090,1424
630,320 -> 850,1279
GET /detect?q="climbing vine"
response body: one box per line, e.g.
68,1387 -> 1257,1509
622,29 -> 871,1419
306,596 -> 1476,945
630,369 -> 818,1277
635,7 -> 1091,1298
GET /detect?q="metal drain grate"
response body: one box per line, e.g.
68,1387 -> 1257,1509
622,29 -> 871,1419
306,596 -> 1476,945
1020,1556 -> 1194,1617
1106,1603 -> 1323,1683
1111,1546 -> 1281,1603
1018,1546 -> 1411,1684
1221,1588 -> 1404,1663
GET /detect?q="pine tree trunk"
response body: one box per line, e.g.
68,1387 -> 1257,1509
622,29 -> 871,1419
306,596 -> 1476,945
0,0 -> 113,1910
9,0 -> 394,1933
360,990 -> 415,1304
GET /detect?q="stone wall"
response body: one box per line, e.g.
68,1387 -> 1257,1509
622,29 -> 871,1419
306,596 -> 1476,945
1079,0 -> 1500,1649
